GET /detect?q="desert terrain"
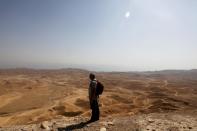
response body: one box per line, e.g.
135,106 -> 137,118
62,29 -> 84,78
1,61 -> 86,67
0,68 -> 197,130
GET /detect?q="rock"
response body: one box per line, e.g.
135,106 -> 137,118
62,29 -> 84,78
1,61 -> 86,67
100,122 -> 108,126
107,121 -> 114,126
100,127 -> 107,131
129,112 -> 135,115
101,121 -> 114,126
48,108 -> 53,112
40,121 -> 50,130
148,119 -> 154,123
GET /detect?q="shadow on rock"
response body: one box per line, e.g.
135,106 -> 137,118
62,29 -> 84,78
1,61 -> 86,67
57,120 -> 91,131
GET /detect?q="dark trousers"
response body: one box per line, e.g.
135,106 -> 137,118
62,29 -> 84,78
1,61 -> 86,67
90,100 -> 100,121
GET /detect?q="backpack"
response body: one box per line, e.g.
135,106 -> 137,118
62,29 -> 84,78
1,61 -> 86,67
96,81 -> 104,96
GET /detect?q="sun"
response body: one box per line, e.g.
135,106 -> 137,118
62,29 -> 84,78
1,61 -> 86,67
125,11 -> 130,18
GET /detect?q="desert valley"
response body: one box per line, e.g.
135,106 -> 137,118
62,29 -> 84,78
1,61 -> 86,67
0,68 -> 197,130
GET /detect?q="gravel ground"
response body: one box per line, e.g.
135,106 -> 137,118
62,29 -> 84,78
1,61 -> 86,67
0,113 -> 197,131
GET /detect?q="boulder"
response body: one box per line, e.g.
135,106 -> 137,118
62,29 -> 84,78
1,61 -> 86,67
100,127 -> 107,131
40,121 -> 50,130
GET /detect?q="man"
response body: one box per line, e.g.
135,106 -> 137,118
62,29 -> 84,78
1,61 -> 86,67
88,73 -> 99,122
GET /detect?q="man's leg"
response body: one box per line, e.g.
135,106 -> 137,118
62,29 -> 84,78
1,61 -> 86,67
91,100 -> 99,121
90,100 -> 96,121
95,100 -> 100,120
90,101 -> 94,121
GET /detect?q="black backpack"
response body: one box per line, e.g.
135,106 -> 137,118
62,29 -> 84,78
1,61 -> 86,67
96,81 -> 104,96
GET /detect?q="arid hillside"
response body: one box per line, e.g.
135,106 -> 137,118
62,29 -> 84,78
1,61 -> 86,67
0,69 -> 197,127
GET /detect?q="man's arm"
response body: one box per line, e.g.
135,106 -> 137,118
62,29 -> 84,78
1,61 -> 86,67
90,81 -> 97,103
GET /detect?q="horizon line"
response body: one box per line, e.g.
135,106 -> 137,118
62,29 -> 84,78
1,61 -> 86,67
0,67 -> 196,73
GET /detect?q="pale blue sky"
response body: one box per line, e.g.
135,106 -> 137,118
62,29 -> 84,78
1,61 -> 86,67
0,0 -> 197,71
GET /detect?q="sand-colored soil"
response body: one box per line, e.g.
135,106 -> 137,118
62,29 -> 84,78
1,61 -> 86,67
0,69 -> 197,127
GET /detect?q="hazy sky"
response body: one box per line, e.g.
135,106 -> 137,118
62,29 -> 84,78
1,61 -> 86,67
0,0 -> 197,71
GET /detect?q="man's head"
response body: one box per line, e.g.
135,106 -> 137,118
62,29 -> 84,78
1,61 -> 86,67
89,73 -> 95,80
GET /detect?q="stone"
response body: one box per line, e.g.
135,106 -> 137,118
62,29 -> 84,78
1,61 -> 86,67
107,121 -> 114,126
148,119 -> 154,123
100,127 -> 107,131
100,122 -> 108,126
40,121 -> 50,130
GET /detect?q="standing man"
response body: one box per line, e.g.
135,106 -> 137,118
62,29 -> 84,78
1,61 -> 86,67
88,73 -> 99,122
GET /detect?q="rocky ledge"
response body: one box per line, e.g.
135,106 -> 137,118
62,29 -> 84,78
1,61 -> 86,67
0,113 -> 197,131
